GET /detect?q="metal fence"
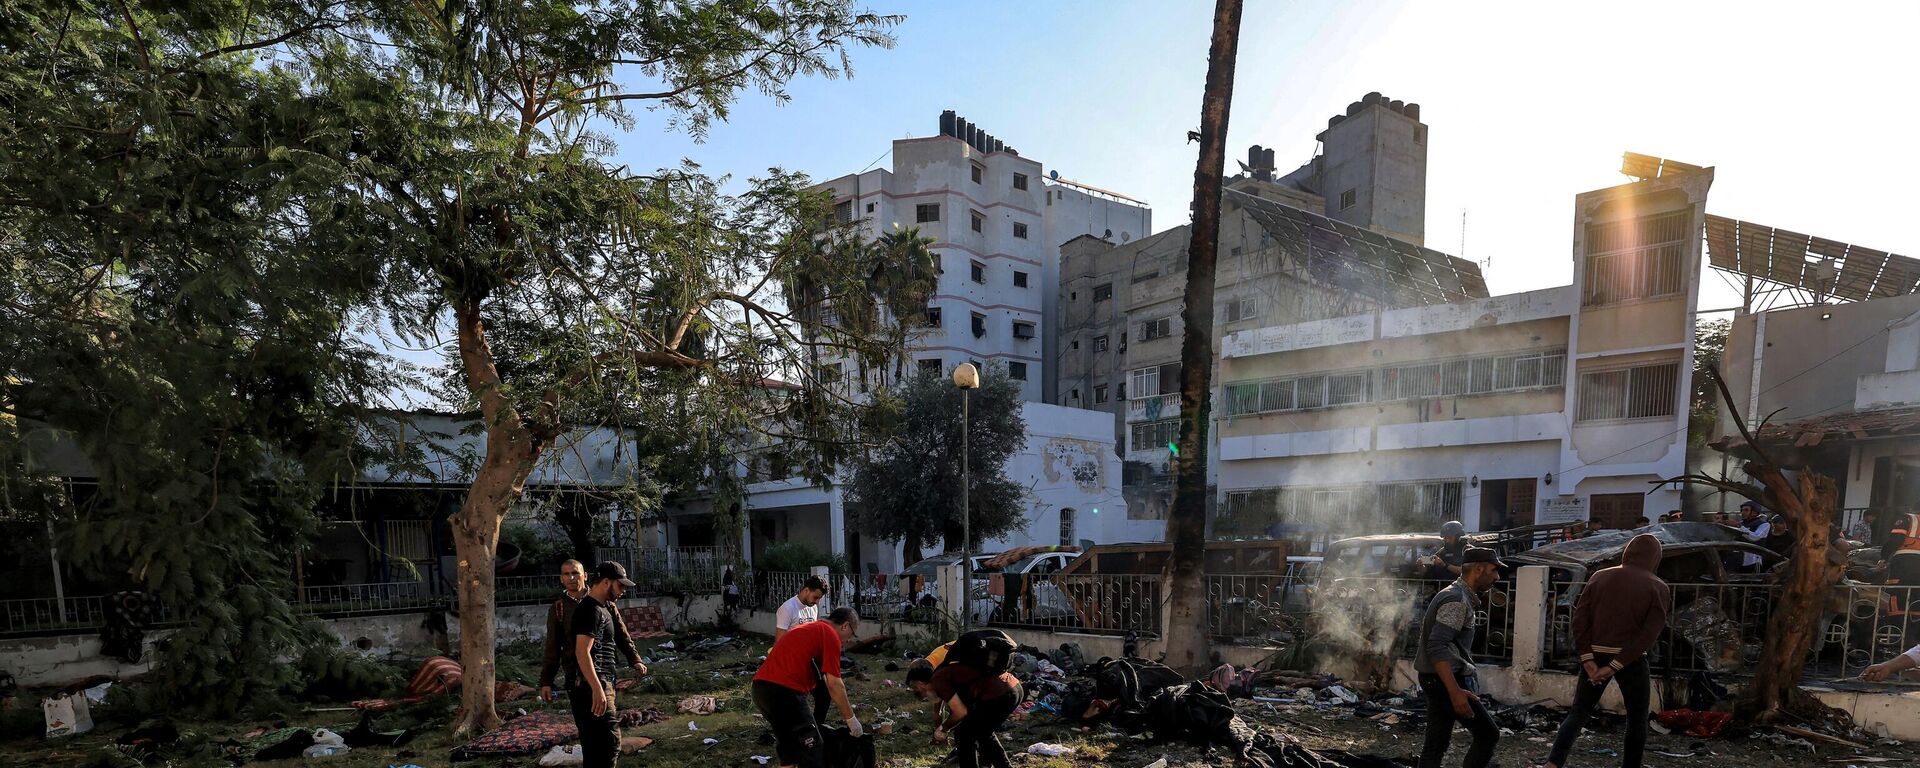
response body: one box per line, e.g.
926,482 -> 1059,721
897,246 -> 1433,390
1313,577 -> 1516,666
829,572 -> 939,624
296,580 -> 438,615
986,574 -> 1163,637
632,546 -> 736,594
1206,565 -> 1317,642
0,595 -> 111,636
1545,579 -> 1920,682
745,571 -> 812,612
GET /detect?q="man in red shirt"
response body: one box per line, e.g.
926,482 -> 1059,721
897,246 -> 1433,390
752,606 -> 863,768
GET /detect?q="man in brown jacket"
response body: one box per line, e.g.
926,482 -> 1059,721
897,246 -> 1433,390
540,559 -> 647,703
1543,533 -> 1670,768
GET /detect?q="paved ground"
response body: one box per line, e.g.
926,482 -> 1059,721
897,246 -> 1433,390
6,633 -> 1919,767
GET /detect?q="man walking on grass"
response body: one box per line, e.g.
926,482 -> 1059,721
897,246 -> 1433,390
1542,533 -> 1670,768
753,606 -> 865,768
540,559 -> 647,704
571,561 -> 638,768
1418,547 -> 1504,768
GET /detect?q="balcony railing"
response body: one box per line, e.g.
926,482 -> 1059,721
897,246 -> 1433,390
1125,393 -> 1180,422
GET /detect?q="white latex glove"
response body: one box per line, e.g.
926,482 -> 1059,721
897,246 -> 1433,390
846,716 -> 864,738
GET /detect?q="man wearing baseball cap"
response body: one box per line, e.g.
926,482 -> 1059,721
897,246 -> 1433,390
1417,547 -> 1503,768
571,561 -> 637,767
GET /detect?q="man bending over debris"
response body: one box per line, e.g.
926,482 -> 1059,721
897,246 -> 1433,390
1417,547 -> 1503,768
1543,533 -> 1670,768
753,606 -> 864,768
542,559 -> 646,704
572,561 -> 637,768
907,633 -> 1023,768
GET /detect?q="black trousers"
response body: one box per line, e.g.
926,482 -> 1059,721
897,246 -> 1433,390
567,681 -> 620,768
954,686 -> 1021,768
753,679 -> 822,768
1547,655 -> 1651,768
1418,671 -> 1498,768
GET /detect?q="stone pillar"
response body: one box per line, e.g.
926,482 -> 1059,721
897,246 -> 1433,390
1512,565 -> 1550,696
937,564 -> 965,634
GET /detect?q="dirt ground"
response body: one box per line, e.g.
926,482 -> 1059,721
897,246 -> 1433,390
5,631 -> 1919,768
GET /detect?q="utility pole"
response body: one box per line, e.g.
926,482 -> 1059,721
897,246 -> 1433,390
1164,0 -> 1244,675
953,362 -> 980,631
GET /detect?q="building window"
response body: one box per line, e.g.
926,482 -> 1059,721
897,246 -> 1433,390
865,202 -> 875,213
919,358 -> 944,376
916,203 -> 940,223
1071,340 -> 1080,350
1129,419 -> 1181,453
1339,189 -> 1357,210
971,163 -> 983,184
1012,321 -> 1035,340
1577,361 -> 1680,422
1377,481 -> 1465,530
970,260 -> 986,283
833,199 -> 853,224
1059,508 -> 1076,546
1129,366 -> 1159,399
1009,362 -> 1028,380
1013,173 -> 1028,191
971,312 -> 987,338
1226,295 -> 1262,322
1093,385 -> 1109,404
971,210 -> 984,233
1092,283 -> 1113,302
1131,270 -> 1159,284
1092,335 -> 1110,352
1582,210 -> 1688,306
1013,222 -> 1028,239
818,362 -> 843,383
1141,317 -> 1172,340
924,306 -> 943,327
1378,348 -> 1567,400
1013,270 -> 1029,288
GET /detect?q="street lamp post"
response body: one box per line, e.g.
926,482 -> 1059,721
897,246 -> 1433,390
952,363 -> 980,631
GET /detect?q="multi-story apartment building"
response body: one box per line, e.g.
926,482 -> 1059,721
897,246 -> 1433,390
1057,93 -> 1483,521
655,113 -> 1160,571
815,111 -> 1150,401
1213,165 -> 1714,545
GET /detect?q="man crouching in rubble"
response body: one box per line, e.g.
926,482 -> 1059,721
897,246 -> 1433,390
1543,533 -> 1669,768
1417,547 -> 1503,768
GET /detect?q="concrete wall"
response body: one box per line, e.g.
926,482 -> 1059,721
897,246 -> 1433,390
1721,294 -> 1920,438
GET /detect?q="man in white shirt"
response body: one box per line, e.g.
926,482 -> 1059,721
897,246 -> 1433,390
1738,501 -> 1772,573
774,575 -> 827,640
772,575 -> 830,725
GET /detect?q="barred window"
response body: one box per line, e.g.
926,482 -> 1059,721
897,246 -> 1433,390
1129,419 -> 1180,451
1576,362 -> 1680,421
1582,211 -> 1688,306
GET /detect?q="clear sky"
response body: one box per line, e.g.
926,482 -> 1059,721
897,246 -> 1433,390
604,0 -> 1920,310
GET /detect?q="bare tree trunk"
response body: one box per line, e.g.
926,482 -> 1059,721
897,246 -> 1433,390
449,297 -> 548,735
1742,465 -> 1842,722
1164,0 -> 1243,676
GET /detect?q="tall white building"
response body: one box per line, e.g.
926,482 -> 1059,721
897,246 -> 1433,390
815,112 -> 1151,401
653,113 -> 1159,572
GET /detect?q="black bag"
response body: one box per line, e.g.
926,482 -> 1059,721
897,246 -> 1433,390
819,725 -> 877,768
944,629 -> 1018,672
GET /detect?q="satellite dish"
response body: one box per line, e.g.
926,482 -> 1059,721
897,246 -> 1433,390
1049,170 -> 1060,181
1121,232 -> 1131,243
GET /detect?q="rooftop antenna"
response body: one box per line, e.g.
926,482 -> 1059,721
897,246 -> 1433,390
1459,209 -> 1467,259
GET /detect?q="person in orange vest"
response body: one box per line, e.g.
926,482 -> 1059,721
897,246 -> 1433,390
1882,509 -> 1920,588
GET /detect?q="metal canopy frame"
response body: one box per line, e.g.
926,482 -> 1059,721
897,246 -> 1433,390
1705,213 -> 1920,311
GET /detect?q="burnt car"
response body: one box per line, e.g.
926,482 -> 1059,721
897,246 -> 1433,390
1507,522 -> 1784,673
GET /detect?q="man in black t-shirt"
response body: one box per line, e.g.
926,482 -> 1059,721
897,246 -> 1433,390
571,561 -> 636,767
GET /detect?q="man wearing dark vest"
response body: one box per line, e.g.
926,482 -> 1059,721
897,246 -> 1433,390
1417,547 -> 1503,768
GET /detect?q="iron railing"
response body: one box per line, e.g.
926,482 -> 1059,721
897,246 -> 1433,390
1312,577 -> 1516,666
1206,567 -> 1316,642
744,571 -> 812,613
0,595 -> 111,636
986,574 -> 1162,637
296,581 -> 437,615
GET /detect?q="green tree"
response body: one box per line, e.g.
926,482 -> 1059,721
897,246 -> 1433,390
3,1 -> 930,731
846,368 -> 1030,564
0,2 -> 414,713
1690,317 -> 1731,448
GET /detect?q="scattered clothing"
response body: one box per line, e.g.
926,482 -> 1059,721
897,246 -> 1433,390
450,711 -> 578,760
1654,708 -> 1732,738
352,656 -> 462,711
678,695 -> 719,715
620,605 -> 671,639
617,707 -> 667,728
1026,743 -> 1075,756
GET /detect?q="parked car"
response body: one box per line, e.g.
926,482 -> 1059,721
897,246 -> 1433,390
897,552 -> 1002,625
980,547 -> 1079,623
